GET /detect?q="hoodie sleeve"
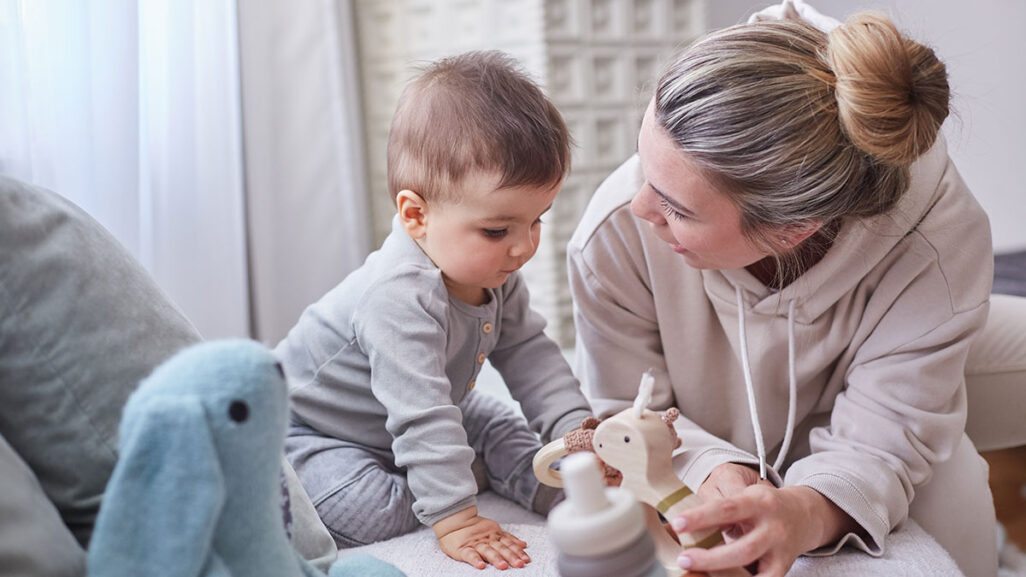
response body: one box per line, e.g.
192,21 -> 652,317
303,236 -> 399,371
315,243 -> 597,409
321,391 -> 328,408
567,201 -> 767,490
785,147 -> 994,556
785,286 -> 988,556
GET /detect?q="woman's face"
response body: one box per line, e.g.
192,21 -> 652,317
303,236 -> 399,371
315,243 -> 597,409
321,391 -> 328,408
631,102 -> 770,271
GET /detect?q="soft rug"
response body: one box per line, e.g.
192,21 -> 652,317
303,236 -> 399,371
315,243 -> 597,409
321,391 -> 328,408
999,523 -> 1026,577
341,491 -> 966,576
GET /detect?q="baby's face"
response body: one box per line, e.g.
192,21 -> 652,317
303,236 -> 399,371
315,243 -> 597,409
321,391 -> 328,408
419,170 -> 559,305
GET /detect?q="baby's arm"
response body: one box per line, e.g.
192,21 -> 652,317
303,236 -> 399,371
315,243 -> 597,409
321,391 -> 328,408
489,274 -> 593,441
432,506 -> 531,570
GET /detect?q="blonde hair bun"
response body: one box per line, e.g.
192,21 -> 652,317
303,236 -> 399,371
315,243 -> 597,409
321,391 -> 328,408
827,12 -> 949,167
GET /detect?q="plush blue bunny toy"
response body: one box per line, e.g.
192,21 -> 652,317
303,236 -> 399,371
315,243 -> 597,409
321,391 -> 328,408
88,339 -> 403,577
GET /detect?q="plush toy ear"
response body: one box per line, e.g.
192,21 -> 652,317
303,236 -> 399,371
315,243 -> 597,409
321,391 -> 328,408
88,396 -> 225,577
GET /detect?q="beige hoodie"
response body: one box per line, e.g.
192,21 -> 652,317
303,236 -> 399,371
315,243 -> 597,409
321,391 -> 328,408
567,136 -> 992,555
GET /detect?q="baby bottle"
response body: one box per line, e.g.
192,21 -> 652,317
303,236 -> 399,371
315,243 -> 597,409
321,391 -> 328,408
548,452 -> 666,577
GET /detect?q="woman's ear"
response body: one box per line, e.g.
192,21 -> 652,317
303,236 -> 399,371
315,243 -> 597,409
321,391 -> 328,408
396,189 -> 428,239
780,220 -> 823,249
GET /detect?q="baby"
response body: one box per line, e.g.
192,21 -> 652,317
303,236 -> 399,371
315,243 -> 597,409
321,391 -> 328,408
276,50 -> 593,570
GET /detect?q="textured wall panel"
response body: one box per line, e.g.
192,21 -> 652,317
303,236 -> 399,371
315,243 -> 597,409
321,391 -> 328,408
353,0 -> 705,346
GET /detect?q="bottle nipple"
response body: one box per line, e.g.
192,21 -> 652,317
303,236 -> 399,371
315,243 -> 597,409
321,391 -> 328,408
562,451 -> 611,515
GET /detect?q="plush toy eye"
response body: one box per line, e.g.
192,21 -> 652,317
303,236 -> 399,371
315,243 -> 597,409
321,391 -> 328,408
624,435 -> 631,443
228,400 -> 249,423
275,363 -> 285,380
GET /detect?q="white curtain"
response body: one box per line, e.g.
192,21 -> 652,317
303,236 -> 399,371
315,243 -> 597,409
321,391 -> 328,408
0,0 -> 250,338
236,0 -> 371,344
0,0 -> 371,342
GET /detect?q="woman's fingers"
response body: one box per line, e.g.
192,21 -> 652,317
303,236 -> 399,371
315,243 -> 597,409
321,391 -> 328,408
752,553 -> 793,577
715,475 -> 751,499
679,492 -> 758,533
674,485 -> 811,577
679,523 -> 774,572
697,462 -> 761,501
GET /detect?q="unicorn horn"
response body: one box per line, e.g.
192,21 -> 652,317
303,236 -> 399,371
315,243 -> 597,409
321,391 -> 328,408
632,369 -> 655,418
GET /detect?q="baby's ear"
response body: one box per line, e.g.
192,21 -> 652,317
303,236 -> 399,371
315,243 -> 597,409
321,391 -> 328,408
396,189 -> 428,239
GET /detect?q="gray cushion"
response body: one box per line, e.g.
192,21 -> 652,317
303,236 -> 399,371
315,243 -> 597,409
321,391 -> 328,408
0,175 -> 201,548
0,434 -> 85,576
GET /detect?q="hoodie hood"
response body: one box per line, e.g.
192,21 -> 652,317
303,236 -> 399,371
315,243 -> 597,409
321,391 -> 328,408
708,135 -> 952,323
705,137 -> 955,477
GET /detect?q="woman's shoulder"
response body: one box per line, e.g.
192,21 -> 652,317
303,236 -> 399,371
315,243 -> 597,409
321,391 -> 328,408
910,136 -> 989,238
569,155 -> 644,254
908,141 -> 993,311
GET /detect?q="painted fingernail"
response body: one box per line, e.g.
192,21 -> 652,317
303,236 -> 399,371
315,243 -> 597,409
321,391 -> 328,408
677,554 -> 692,569
671,517 -> 687,532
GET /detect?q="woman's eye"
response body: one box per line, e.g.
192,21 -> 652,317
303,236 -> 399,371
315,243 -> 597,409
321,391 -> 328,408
483,228 -> 508,239
660,198 -> 686,222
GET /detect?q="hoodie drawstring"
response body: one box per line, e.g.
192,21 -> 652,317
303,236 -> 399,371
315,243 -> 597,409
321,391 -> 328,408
776,299 -> 798,471
735,285 -> 798,479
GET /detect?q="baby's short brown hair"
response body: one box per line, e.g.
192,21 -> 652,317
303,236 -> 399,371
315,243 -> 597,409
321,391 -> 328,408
387,50 -> 571,204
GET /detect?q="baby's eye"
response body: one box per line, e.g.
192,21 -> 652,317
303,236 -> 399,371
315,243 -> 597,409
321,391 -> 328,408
483,228 -> 508,239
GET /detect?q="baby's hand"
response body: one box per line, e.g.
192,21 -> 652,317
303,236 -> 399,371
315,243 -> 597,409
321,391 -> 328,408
433,506 -> 530,570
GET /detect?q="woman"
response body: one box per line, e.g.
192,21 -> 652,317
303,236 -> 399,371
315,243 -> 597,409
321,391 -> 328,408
568,9 -> 1020,577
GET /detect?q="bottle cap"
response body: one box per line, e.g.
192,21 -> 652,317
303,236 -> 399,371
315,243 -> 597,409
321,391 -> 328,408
548,452 -> 646,557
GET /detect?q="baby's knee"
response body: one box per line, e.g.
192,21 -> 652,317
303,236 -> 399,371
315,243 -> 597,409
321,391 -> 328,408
315,472 -> 419,547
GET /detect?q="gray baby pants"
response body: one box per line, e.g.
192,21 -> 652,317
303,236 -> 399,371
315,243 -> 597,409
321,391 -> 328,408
285,391 -> 547,547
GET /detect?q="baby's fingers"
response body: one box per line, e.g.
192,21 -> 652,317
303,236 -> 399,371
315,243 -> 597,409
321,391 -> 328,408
499,533 -> 531,565
501,531 -> 528,550
458,547 -> 488,570
474,543 -> 511,570
491,540 -> 527,568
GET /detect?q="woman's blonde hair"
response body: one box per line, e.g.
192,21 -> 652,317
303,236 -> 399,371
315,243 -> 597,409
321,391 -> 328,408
655,13 -> 949,269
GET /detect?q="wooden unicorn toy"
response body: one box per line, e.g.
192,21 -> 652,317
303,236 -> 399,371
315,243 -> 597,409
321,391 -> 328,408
534,371 -> 749,577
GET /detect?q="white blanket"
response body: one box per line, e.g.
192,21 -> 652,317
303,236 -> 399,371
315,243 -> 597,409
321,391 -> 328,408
341,491 -> 964,576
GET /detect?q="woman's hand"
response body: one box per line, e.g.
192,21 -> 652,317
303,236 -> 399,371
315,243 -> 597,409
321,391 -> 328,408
671,463 -> 856,577
697,461 -> 763,501
433,506 -> 531,570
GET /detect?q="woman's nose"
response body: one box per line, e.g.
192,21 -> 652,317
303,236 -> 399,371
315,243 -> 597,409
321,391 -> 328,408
630,184 -> 662,224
